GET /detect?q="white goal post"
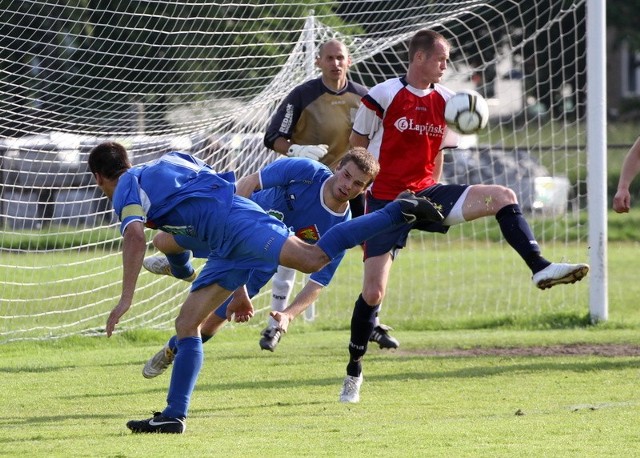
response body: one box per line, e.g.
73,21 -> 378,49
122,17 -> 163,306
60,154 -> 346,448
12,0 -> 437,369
0,0 -> 604,342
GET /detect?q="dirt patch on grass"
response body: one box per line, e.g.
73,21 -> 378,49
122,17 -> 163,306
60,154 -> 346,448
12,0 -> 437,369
403,343 -> 640,357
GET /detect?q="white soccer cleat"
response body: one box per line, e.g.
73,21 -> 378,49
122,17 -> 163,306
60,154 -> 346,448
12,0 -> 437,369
142,255 -> 196,283
339,375 -> 363,403
532,262 -> 589,290
142,344 -> 175,379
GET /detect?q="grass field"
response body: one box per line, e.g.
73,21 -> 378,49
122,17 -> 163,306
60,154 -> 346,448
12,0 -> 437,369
2,327 -> 639,457
2,236 -> 640,456
2,117 -> 640,454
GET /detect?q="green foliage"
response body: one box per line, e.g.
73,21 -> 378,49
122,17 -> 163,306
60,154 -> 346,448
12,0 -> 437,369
607,0 -> 640,51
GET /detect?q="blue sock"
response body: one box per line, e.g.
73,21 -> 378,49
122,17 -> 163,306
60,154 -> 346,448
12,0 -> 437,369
162,336 -> 203,419
168,333 -> 213,356
346,295 -> 379,377
166,251 -> 195,279
167,334 -> 179,354
317,202 -> 406,260
495,204 -> 550,273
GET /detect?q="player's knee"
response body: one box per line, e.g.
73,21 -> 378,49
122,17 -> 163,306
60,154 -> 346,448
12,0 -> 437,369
362,286 -> 385,306
497,186 -> 518,206
152,232 -> 165,250
174,312 -> 199,337
153,232 -> 177,253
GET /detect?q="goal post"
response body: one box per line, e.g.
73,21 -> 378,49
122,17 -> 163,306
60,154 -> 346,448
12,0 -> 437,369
0,1 -> 603,342
586,0 -> 608,322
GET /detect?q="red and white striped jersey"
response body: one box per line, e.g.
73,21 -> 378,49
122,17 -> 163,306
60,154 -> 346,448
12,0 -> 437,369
353,77 -> 458,200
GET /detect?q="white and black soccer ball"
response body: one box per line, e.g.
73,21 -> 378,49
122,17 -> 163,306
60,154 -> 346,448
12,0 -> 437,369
444,90 -> 489,135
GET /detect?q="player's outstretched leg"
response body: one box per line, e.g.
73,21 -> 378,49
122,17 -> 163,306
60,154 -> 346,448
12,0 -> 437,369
532,263 -> 589,290
317,192 -> 443,261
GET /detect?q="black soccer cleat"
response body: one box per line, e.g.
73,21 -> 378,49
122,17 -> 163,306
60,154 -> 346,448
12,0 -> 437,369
126,412 -> 186,434
259,326 -> 283,352
369,324 -> 400,349
395,190 -> 444,224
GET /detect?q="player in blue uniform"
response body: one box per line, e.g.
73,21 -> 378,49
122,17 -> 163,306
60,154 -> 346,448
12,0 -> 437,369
262,39 -> 399,351
140,147 -> 380,378
88,141 -> 443,434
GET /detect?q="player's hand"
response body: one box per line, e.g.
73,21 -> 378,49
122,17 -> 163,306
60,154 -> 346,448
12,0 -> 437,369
106,301 -> 131,337
613,189 -> 631,213
226,296 -> 254,323
269,311 -> 292,333
287,144 -> 328,161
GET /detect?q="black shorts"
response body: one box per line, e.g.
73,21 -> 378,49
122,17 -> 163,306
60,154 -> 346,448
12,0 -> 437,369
363,183 -> 469,259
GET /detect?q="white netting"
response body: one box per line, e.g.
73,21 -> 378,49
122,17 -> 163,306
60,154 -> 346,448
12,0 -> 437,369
0,0 -> 590,341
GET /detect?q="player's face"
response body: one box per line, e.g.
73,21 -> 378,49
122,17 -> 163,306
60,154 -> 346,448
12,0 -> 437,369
317,42 -> 351,87
414,39 -> 450,85
332,161 -> 371,202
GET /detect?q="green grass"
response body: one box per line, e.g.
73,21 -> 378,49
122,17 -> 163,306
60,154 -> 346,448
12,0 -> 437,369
0,226 -> 124,251
1,121 -> 639,454
1,328 -> 639,456
2,230 -> 639,340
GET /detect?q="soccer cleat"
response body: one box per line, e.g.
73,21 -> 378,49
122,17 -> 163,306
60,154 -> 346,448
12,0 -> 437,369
142,345 -> 175,379
339,374 -> 363,403
259,326 -> 283,352
532,262 -> 590,290
142,255 -> 196,282
126,412 -> 186,434
395,190 -> 444,224
369,324 -> 400,349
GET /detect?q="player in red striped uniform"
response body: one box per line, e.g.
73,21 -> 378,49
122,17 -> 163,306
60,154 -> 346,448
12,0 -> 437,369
336,29 -> 590,403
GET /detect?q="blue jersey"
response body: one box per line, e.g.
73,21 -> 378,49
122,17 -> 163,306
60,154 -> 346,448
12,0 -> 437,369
112,151 -> 236,251
177,157 -> 350,287
254,157 -> 350,286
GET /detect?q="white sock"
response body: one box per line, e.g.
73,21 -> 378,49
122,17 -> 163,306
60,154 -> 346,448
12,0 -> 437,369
268,266 -> 296,328
374,304 -> 383,327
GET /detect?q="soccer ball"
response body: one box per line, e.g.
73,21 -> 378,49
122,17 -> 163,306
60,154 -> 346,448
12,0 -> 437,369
444,90 -> 489,135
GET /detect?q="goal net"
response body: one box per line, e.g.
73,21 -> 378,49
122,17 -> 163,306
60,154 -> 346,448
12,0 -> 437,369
0,0 -> 591,342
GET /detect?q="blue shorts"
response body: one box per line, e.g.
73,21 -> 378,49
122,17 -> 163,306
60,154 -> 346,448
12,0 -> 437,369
191,195 -> 291,292
363,184 -> 468,259
174,234 -> 209,259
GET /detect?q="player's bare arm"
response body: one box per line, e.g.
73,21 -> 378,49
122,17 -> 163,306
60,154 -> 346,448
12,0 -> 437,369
106,221 -> 147,337
349,131 -> 370,148
270,281 -> 323,333
272,136 -> 294,155
613,136 -> 640,213
235,172 -> 262,197
432,150 -> 445,183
